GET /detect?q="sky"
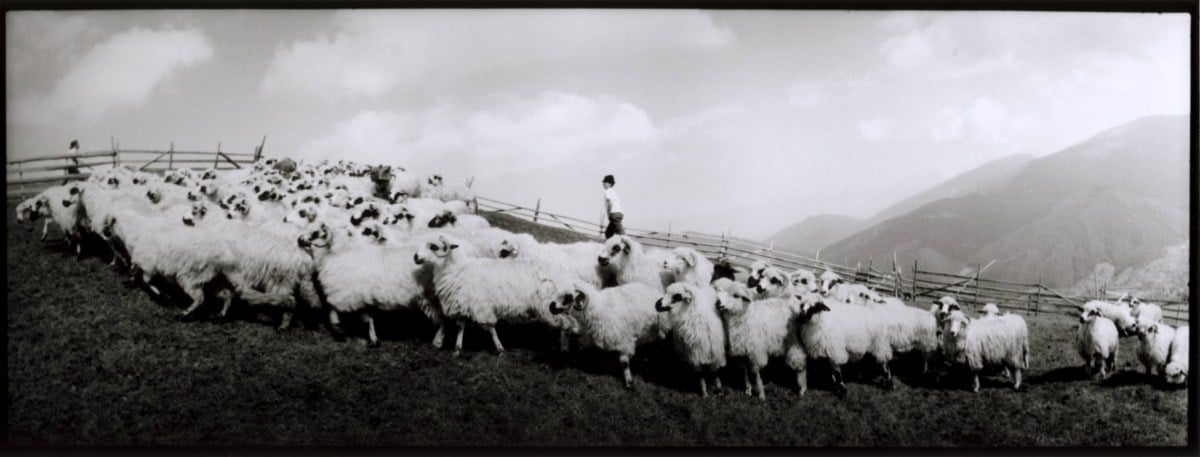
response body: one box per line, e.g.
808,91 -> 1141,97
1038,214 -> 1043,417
5,10 -> 1191,240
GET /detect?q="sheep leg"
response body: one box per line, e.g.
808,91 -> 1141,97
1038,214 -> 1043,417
431,324 -> 446,349
40,219 -> 50,241
881,363 -> 895,389
753,366 -> 765,401
796,369 -> 808,397
559,329 -> 570,353
712,370 -> 724,395
484,324 -> 505,355
620,354 -> 633,389
453,320 -> 467,356
328,309 -> 342,331
831,364 -> 848,398
217,289 -> 234,320
699,376 -> 709,398
743,366 -> 753,397
972,373 -> 981,393
277,311 -> 294,332
1012,368 -> 1023,391
180,283 -> 206,319
362,312 -> 379,346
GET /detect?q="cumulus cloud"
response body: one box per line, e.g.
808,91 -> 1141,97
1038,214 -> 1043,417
262,10 -> 734,101
297,92 -> 661,176
857,118 -> 893,142
11,27 -> 213,125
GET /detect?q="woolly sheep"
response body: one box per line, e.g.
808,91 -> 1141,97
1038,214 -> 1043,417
1130,299 -> 1164,326
750,266 -> 794,300
298,223 -> 437,345
661,246 -> 715,288
1133,320 -> 1175,378
655,282 -> 727,397
796,296 -> 893,397
1081,300 -> 1137,336
713,281 -> 807,399
980,303 -> 1001,318
789,268 -> 819,294
547,281 -> 669,388
1077,307 -> 1120,380
597,235 -> 675,292
427,211 -> 490,230
497,236 -> 606,288
1164,326 -> 1188,385
414,234 -> 576,355
939,310 -> 1029,392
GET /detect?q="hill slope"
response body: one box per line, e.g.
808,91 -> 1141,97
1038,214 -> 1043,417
821,115 -> 1189,288
764,214 -> 866,256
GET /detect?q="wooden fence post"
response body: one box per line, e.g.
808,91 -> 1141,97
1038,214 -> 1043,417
533,198 -> 541,223
168,142 -> 175,170
721,232 -> 728,257
973,263 -> 981,306
1034,275 -> 1043,317
911,258 -> 919,301
214,143 -> 222,168
666,223 -> 672,244
255,136 -> 266,162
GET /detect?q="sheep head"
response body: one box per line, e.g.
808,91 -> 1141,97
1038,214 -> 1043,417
182,201 -> 208,226
498,239 -> 521,259
1165,362 -> 1187,385
663,247 -> 701,277
297,223 -> 332,251
746,260 -> 769,288
819,270 -> 843,295
796,293 -> 830,323
714,281 -> 752,314
427,211 -> 458,228
548,285 -> 589,315
381,206 -> 414,226
358,222 -> 388,245
413,235 -> 460,266
789,268 -> 818,293
598,235 -> 639,268
350,203 -> 381,227
755,267 -> 791,297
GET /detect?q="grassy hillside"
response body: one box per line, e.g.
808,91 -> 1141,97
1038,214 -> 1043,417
6,204 -> 1188,446
765,214 -> 866,257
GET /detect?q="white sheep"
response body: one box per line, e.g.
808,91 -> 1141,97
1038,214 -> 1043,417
1130,298 -> 1164,325
789,268 -> 819,294
1133,319 -> 1175,378
547,281 -> 669,389
931,296 -> 963,324
661,246 -> 715,288
654,282 -> 727,397
1077,306 -> 1120,380
939,309 -> 1029,392
597,235 -> 675,292
427,210 -> 490,230
980,303 -> 1001,318
750,266 -> 794,300
298,223 -> 438,345
1164,326 -> 1188,385
713,280 -> 807,399
497,235 -> 606,288
1081,300 -> 1137,336
796,296 -> 893,397
414,234 -> 576,355
818,270 -> 862,304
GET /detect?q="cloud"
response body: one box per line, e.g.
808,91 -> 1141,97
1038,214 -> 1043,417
11,27 -> 213,125
5,12 -> 100,80
785,82 -> 826,108
857,118 -> 893,142
930,108 -> 965,142
297,92 -> 661,176
261,10 -> 733,102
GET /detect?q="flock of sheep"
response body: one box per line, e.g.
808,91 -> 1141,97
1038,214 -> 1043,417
12,158 -> 1190,399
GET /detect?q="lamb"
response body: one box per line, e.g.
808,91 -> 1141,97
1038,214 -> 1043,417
1133,320 -> 1175,378
298,223 -> 439,345
1164,326 -> 1188,385
1080,300 -> 1137,336
414,234 -> 576,355
713,281 -> 807,399
654,282 -> 727,397
661,246 -> 715,288
1077,306 -> 1120,380
546,281 -> 670,388
939,309 -> 1029,392
597,235 -> 675,292
796,296 -> 893,397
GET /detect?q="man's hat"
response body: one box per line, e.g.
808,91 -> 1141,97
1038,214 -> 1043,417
602,175 -> 615,185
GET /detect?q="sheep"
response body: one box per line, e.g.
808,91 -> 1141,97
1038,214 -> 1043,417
654,282 -> 727,397
661,246 -> 715,288
1130,298 -> 1164,326
50,183 -> 89,256
789,268 -> 819,294
597,235 -> 674,292
1133,320 -> 1175,378
939,310 -> 1029,392
546,281 -> 669,389
414,234 -> 576,355
713,280 -> 807,399
819,270 -> 865,305
420,174 -> 475,202
497,236 -> 606,288
1081,300 -> 1137,336
931,296 -> 963,324
980,303 -> 1001,318
298,223 -> 438,345
750,266 -> 794,299
1077,306 -> 1120,380
746,260 -> 770,288
710,256 -> 738,283
1164,326 -> 1188,385
796,295 -> 896,397
427,210 -> 490,230
15,190 -> 58,241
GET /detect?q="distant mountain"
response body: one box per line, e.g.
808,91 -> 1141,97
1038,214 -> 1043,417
821,115 -> 1189,288
764,214 -> 867,257
868,153 -> 1034,225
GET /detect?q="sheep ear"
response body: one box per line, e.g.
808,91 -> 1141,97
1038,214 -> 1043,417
448,243 -> 459,251
574,290 -> 588,308
62,199 -> 72,207
621,240 -> 631,254
683,251 -> 697,267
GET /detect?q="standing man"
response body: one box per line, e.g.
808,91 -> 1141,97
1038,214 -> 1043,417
63,140 -> 81,185
602,174 -> 625,239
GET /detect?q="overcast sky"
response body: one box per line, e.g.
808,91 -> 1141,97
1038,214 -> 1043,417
6,10 -> 1190,239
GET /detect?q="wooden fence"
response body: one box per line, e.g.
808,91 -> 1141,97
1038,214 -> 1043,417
475,195 -> 1190,326
6,138 -> 265,199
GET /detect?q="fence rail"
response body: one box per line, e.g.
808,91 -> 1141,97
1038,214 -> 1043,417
6,138 -> 265,199
474,194 -> 1189,326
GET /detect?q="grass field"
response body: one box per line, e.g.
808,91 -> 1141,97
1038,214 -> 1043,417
6,203 -> 1190,446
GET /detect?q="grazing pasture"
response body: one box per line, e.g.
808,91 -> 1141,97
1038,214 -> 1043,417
6,204 -> 1188,446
